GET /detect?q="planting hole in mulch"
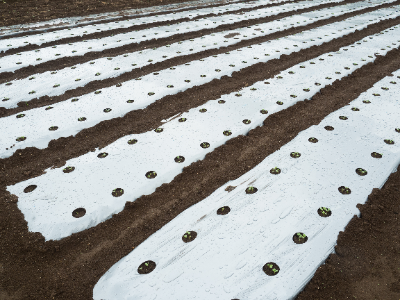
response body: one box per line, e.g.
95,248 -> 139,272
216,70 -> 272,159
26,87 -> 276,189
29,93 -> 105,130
24,185 -> 37,193
338,186 -> 351,195
178,118 -> 187,122
260,109 -> 268,114
63,166 -> 75,173
277,101 -> 284,105
182,231 -> 197,243
384,139 -> 395,145
263,262 -> 280,276
103,108 -> 112,113
154,128 -> 163,133
72,208 -> 86,218
71,98 -> 79,102
225,185 -> 236,192
137,261 -> 156,274
116,83 -> 122,87
293,232 -> 308,244
318,207 -> 332,217
270,167 -> 281,175
16,136 -> 26,142
174,156 -> 185,163
78,117 -> 86,122
16,114 -> 25,119
145,171 -> 157,179
112,188 -> 124,197
200,142 -> 210,149
371,152 -> 382,158
97,152 -> 108,158
223,130 -> 232,136
218,100 -> 226,104
315,83 -> 321,86
356,168 -> 368,176
49,126 -> 58,131
199,108 -> 207,113
45,107 -> 53,110
127,139 -> 137,145
395,128 -> 400,133
308,137 -> 318,143
245,186 -> 258,194
339,116 -> 348,120
290,152 -> 301,158
127,100 -> 134,103
243,119 -> 251,124
363,100 -> 371,104
217,206 -> 231,215
325,126 -> 334,131
351,107 -> 360,111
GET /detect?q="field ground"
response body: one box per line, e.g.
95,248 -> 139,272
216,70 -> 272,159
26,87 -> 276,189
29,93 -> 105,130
1,0 -> 400,299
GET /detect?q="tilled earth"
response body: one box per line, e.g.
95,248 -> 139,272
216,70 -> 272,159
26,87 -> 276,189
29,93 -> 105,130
1,0 -> 400,299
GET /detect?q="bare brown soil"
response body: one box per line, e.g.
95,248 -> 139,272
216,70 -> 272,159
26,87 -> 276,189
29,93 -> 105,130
1,1 -> 400,299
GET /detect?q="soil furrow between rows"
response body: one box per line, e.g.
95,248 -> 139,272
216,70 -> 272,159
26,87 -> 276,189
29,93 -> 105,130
1,34 -> 399,300
0,0 -> 372,84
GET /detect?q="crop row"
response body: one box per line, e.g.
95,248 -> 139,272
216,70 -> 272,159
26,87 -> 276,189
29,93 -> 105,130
6,24 -> 400,241
0,0 -> 363,73
2,6 -> 399,159
0,0 -> 283,50
1,0 -> 390,108
92,68 -> 400,300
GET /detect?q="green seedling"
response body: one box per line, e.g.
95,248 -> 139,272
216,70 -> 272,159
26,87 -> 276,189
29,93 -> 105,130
288,71 -> 295,74
325,77 -> 332,80
148,92 -> 155,96
183,231 -> 191,239
335,72 -> 341,74
16,114 -> 25,118
221,207 -> 224,211
78,117 -> 86,121
229,64 -> 235,67
200,75 -> 206,78
29,90 -> 36,94
385,139 -> 394,144
247,186 -> 255,191
53,84 -> 60,88
250,88 -> 257,91
260,109 -> 268,114
215,69 -> 221,72
291,152 -> 301,158
381,87 -> 389,90
155,128 -> 163,132
290,95 -> 297,98
147,172 -> 156,178
95,72 -> 101,76
201,142 -> 210,148
277,76 -> 283,79
64,167 -> 73,172
36,58 -> 42,61
243,119 -> 250,124
303,88 -> 310,92
184,80 -> 191,83
320,207 -> 331,215
339,116 -> 348,120
277,101 -> 283,105
297,233 -> 307,239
